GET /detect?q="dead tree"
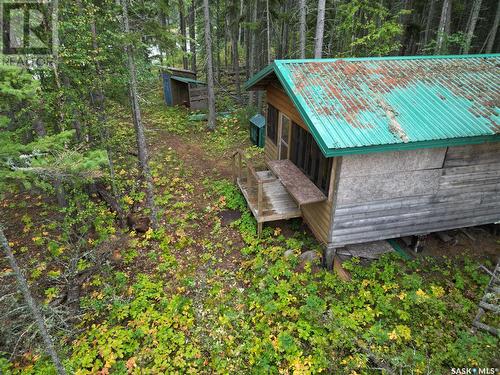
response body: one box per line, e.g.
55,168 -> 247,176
0,227 -> 67,375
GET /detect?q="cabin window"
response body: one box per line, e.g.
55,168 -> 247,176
291,122 -> 333,195
266,104 -> 278,145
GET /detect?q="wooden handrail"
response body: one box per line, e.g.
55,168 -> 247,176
231,149 -> 276,185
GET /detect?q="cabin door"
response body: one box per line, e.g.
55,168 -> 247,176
278,114 -> 290,160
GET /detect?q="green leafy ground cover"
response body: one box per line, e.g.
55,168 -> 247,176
1,94 -> 498,374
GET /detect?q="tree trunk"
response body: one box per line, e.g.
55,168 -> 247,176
463,0 -> 482,54
238,0 -> 244,44
121,0 -> 159,229
178,0 -> 189,69
436,0 -> 452,53
299,0 -> 306,58
61,75 -> 83,142
486,0 -> 500,53
244,1 -> 251,79
0,228 -> 67,375
189,0 -> 197,74
159,10 -> 167,64
281,1 -> 289,58
231,0 -> 241,96
248,0 -> 257,105
54,176 -> 67,207
314,0 -> 326,58
203,0 -> 216,130
90,15 -> 124,225
216,0 -> 221,81
422,0 -> 436,49
32,116 -> 47,138
266,0 -> 271,64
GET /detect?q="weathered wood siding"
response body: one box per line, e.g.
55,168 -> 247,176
189,85 -> 208,110
330,143 -> 500,246
264,136 -> 278,161
265,82 -> 334,244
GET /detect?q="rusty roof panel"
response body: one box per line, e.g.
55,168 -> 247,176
245,55 -> 500,156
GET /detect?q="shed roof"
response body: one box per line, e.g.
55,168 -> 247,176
250,113 -> 266,128
171,75 -> 207,85
245,54 -> 500,157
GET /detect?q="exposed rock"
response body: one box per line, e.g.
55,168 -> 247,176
284,249 -> 295,258
296,250 -> 322,273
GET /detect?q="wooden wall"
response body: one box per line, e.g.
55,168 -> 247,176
330,143 -> 500,246
171,80 -> 190,106
264,81 -> 335,244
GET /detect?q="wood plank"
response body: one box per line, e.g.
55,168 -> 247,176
444,142 -> 500,167
336,169 -> 442,205
267,83 -> 309,132
340,148 -> 447,177
236,177 -> 301,223
267,159 -> 327,205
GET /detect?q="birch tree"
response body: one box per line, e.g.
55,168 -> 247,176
121,0 -> 159,229
436,0 -> 452,53
203,0 -> 216,130
314,0 -> 326,58
299,0 -> 306,58
0,228 -> 67,375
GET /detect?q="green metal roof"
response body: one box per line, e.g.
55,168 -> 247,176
171,75 -> 207,85
245,54 -> 500,157
250,113 -> 266,128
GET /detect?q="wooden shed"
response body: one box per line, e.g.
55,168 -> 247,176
160,67 -> 208,110
236,54 -> 500,253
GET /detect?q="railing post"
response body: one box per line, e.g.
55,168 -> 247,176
257,181 -> 263,238
247,165 -> 253,191
238,153 -> 242,181
232,153 -> 236,183
257,181 -> 263,217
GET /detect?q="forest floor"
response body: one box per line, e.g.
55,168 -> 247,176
1,91 -> 499,374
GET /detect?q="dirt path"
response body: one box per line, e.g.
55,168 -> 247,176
146,128 -> 233,179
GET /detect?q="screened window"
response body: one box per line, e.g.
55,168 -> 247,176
290,122 -> 333,195
266,104 -> 278,145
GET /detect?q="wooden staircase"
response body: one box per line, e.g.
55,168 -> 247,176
231,150 -> 301,236
472,258 -> 500,337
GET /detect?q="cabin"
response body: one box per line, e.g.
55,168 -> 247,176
160,67 -> 208,110
236,54 -> 500,253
